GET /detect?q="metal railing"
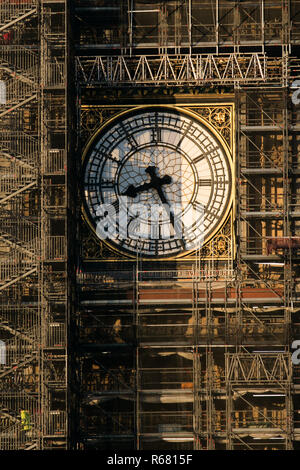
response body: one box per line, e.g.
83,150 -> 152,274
45,323 -> 66,348
44,236 -> 66,261
0,251 -> 37,284
44,275 -> 66,300
0,161 -> 37,198
44,61 -> 65,88
0,46 -> 38,81
240,107 -> 284,127
0,217 -> 38,248
43,185 -> 66,209
0,421 -> 36,450
239,237 -> 278,256
240,151 -> 285,170
0,392 -> 38,432
77,269 -> 235,285
240,198 -> 284,212
0,306 -> 39,334
45,411 -> 66,436
0,333 -> 38,370
138,323 -> 287,343
231,409 -> 287,430
44,149 -> 65,174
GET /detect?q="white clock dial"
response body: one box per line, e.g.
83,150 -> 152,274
82,107 -> 232,258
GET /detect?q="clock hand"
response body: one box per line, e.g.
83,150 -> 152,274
156,186 -> 185,249
123,166 -> 184,247
145,165 -> 172,187
156,184 -> 168,206
123,181 -> 153,198
123,166 -> 172,198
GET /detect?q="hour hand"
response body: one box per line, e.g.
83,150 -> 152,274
123,166 -> 172,198
145,166 -> 172,186
123,181 -> 152,198
123,184 -> 138,198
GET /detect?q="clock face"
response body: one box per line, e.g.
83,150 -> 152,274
82,106 -> 232,259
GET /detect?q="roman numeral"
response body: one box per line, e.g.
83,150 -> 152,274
176,122 -> 193,148
108,155 -> 121,165
127,216 -> 139,236
120,122 -> 138,149
94,148 -> 120,165
151,126 -> 161,143
193,155 -> 205,164
101,180 -> 115,189
192,201 -> 206,213
112,199 -> 119,213
151,113 -> 162,142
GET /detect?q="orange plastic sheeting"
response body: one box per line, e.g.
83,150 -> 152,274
267,237 -> 300,254
135,287 -> 283,301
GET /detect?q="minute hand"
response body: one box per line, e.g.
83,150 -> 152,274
123,169 -> 171,198
145,166 -> 178,234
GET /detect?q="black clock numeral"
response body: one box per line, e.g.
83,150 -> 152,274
192,201 -> 206,213
128,135 -> 138,150
127,216 -> 139,239
108,156 -> 121,165
193,154 -> 205,164
176,122 -> 193,149
101,180 -> 115,189
105,152 -> 121,165
120,122 -> 139,150
94,148 -> 120,165
151,126 -> 161,143
193,146 -> 219,164
112,199 -> 119,213
151,113 -> 162,143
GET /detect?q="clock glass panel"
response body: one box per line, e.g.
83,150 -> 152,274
82,107 -> 232,258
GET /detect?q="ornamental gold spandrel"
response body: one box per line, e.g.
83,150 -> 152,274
186,105 -> 233,149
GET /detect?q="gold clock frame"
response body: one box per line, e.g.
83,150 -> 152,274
81,102 -> 235,262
